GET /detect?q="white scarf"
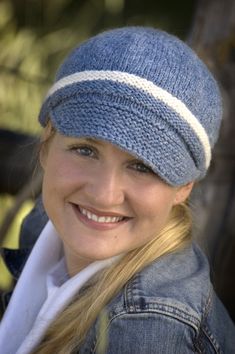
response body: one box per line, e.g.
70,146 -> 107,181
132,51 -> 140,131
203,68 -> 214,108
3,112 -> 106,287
0,221 -> 120,354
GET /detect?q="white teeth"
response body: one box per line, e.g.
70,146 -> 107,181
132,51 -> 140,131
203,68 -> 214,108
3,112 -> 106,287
79,207 -> 124,223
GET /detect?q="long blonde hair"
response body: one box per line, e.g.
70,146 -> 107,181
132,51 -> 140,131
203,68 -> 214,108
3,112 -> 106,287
33,201 -> 192,354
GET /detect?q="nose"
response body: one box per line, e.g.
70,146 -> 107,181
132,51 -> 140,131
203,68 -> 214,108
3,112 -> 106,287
84,166 -> 125,208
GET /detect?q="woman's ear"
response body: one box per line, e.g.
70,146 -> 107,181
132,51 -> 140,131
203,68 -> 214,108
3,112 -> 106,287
173,182 -> 194,205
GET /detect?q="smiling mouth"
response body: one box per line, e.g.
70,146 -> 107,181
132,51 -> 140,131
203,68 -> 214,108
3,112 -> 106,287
72,204 -> 130,224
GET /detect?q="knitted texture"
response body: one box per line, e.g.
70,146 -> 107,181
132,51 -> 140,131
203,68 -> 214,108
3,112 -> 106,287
38,27 -> 222,186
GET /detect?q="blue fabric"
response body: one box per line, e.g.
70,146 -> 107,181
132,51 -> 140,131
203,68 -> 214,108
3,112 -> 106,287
38,27 -> 222,186
82,244 -> 235,353
2,243 -> 235,353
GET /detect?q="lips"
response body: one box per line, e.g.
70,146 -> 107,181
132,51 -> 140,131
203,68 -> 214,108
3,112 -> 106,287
71,203 -> 131,229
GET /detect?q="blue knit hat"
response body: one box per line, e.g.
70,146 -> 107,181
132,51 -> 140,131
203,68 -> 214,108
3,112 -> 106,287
38,27 -> 222,186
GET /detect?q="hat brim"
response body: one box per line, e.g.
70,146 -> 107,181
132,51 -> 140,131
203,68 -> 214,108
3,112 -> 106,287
46,93 -> 200,186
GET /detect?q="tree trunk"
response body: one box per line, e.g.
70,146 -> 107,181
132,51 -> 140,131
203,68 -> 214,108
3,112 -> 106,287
189,0 -> 235,320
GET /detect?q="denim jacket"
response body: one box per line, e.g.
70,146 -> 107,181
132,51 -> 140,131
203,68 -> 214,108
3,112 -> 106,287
1,243 -> 235,353
1,202 -> 235,353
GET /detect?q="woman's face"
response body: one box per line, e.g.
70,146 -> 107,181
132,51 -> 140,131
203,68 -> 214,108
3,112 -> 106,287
41,131 -> 193,274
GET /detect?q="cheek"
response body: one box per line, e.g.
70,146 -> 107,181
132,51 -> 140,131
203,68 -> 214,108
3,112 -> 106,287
42,157 -> 87,221
42,154 -> 87,196
132,186 -> 177,221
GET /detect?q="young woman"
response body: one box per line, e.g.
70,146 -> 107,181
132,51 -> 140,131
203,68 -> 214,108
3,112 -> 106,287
0,26 -> 235,353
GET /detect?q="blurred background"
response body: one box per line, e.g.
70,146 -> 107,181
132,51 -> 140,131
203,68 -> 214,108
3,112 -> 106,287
1,0 -> 235,321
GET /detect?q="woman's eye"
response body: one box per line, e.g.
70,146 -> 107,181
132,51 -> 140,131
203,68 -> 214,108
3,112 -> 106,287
70,145 -> 96,157
131,162 -> 154,174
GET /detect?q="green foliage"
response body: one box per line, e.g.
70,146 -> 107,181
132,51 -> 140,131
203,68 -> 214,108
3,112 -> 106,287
0,198 -> 34,289
0,1 -> 81,134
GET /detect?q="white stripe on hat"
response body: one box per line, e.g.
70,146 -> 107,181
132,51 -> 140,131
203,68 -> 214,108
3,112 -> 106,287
46,70 -> 211,168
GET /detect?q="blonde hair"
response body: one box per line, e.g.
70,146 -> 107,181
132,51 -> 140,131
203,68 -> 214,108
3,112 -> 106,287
33,201 -> 192,354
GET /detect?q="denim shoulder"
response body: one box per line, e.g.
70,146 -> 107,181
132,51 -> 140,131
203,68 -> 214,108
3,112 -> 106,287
81,243 -> 235,354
